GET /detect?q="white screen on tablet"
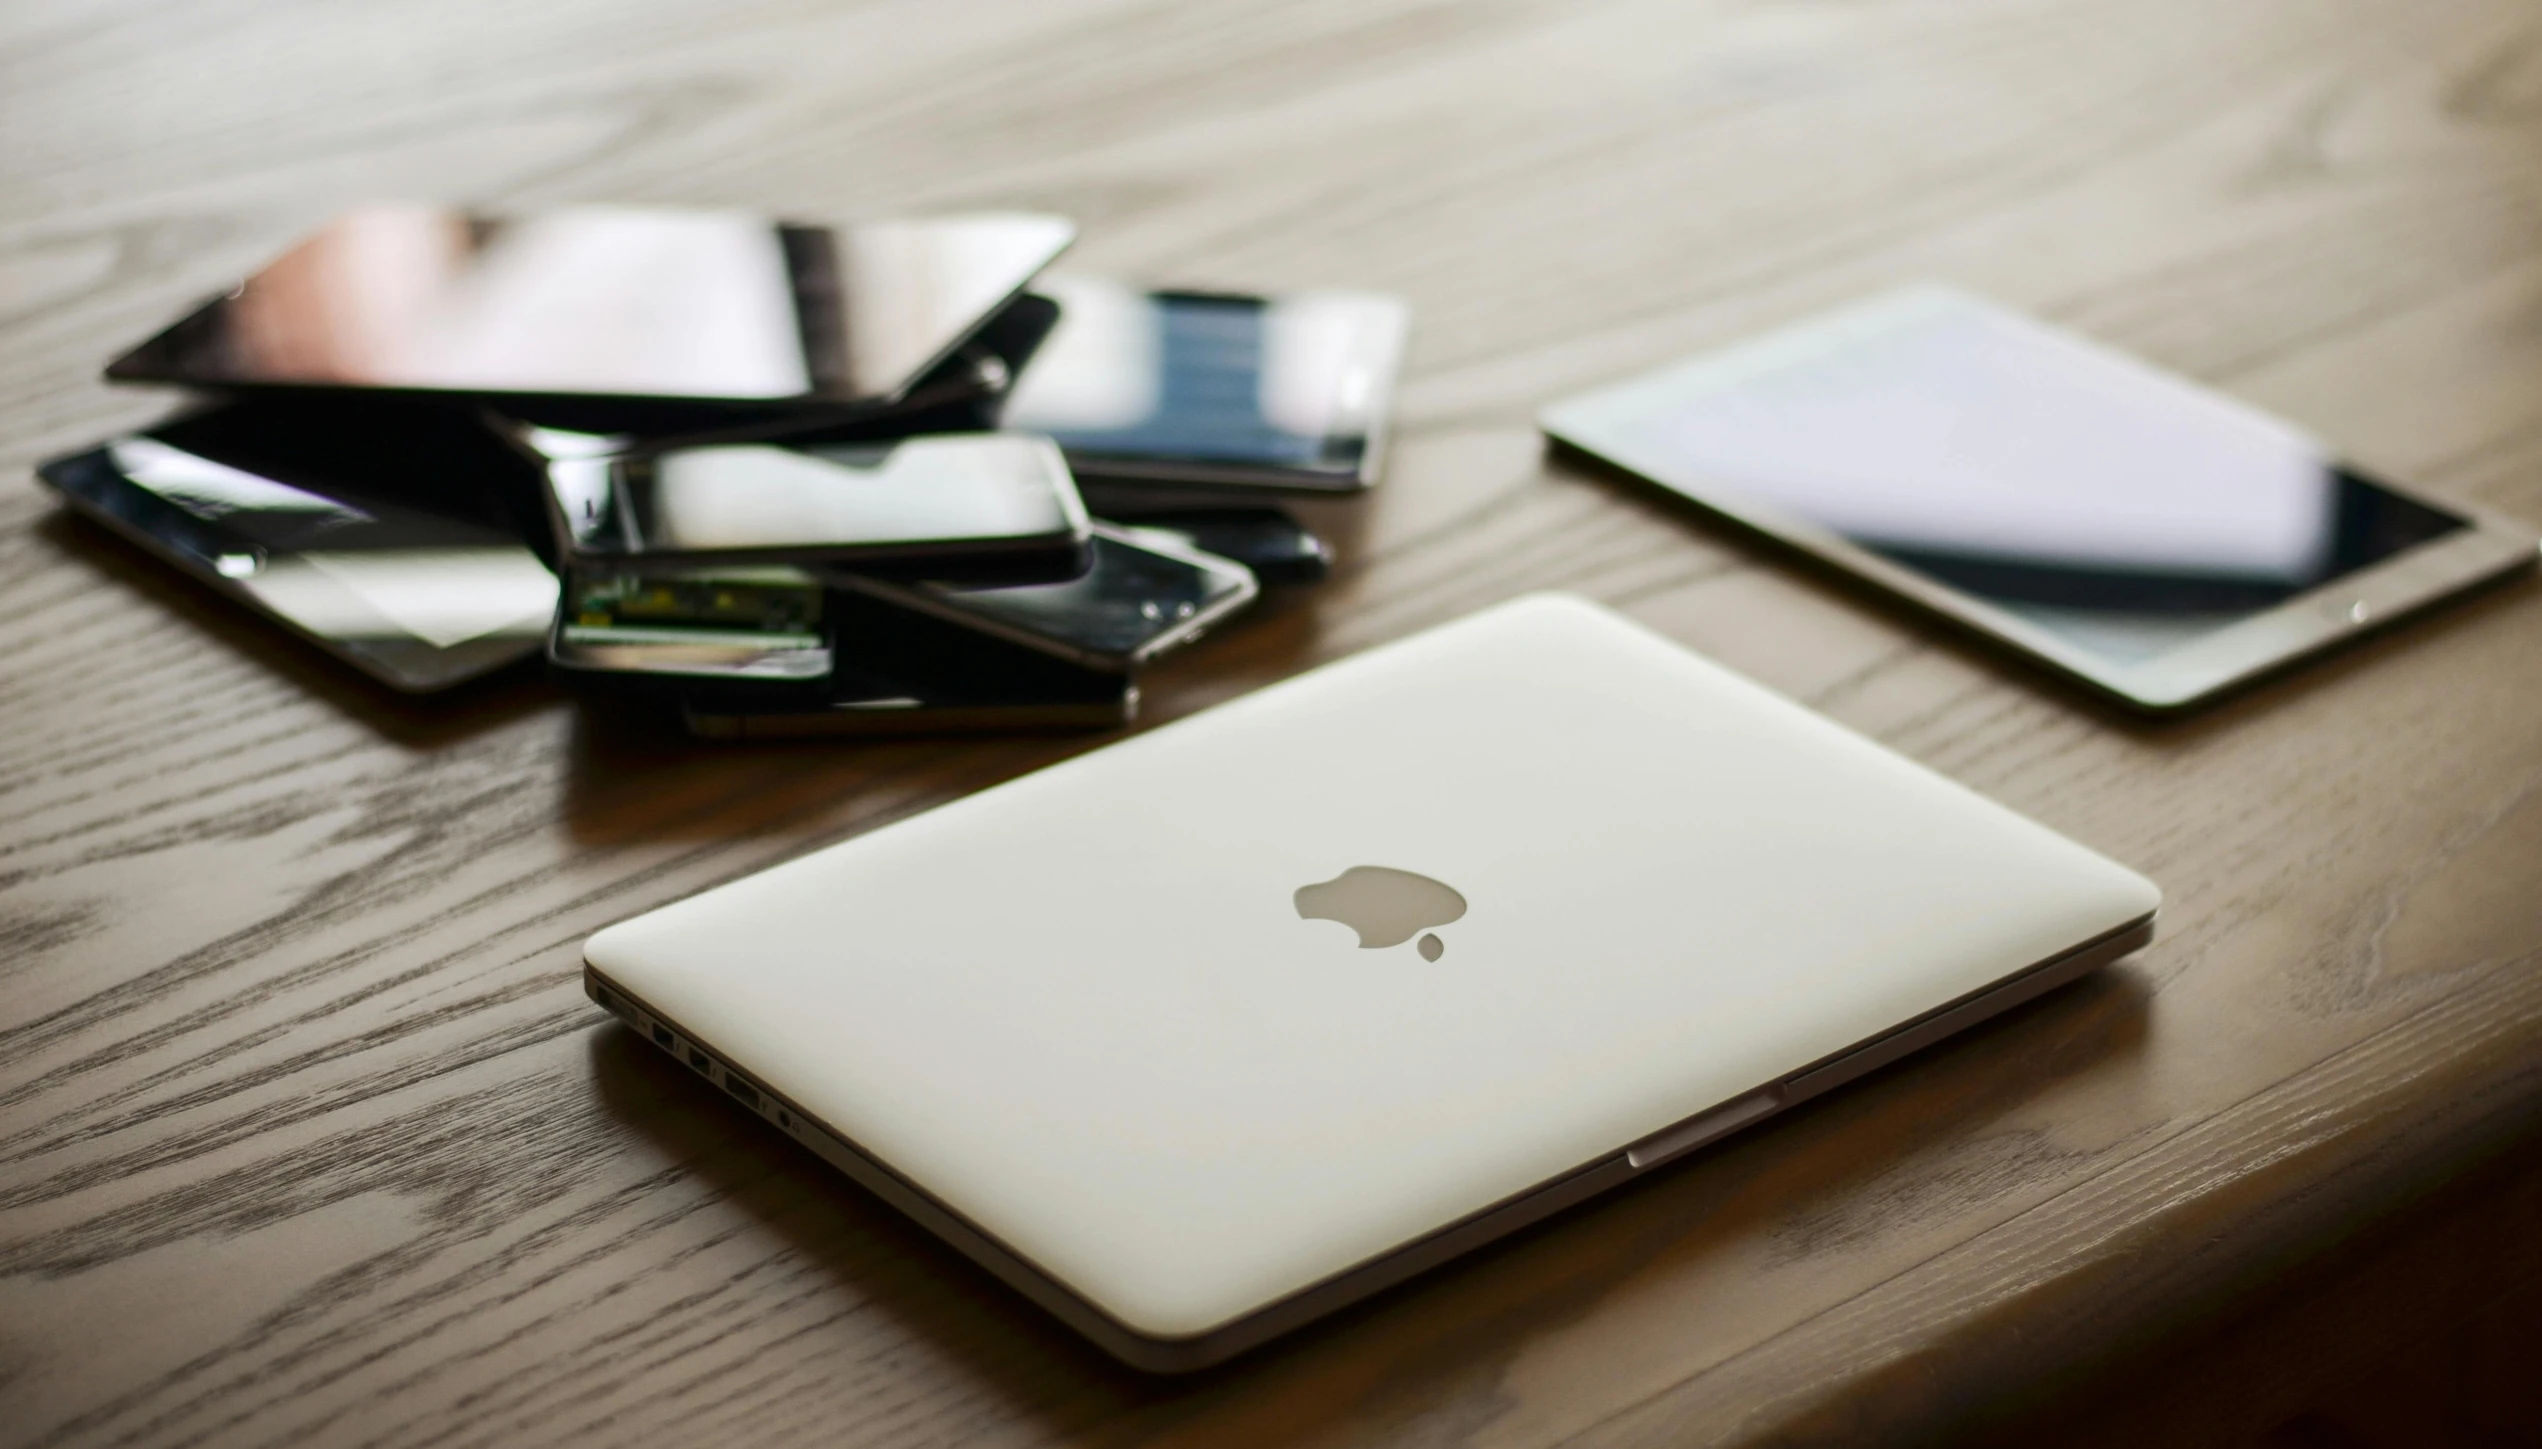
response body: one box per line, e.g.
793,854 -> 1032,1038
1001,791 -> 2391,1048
1548,289 -> 2465,663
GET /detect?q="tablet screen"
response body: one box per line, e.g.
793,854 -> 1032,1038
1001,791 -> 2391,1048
106,205 -> 1073,408
1556,290 -> 2464,664
36,401 -> 557,690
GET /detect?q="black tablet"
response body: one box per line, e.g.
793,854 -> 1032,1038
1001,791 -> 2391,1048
106,204 -> 1072,419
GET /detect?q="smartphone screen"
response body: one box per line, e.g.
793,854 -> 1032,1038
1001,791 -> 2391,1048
1548,288 -> 2468,668
105,205 -> 1073,412
998,279 -> 1406,491
839,525 -> 1258,670
534,431 -> 1090,576
36,400 -> 557,692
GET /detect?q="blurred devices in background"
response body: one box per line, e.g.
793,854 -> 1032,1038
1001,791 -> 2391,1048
525,429 -> 1092,581
1000,279 -> 1407,495
834,524 -> 1260,673
106,205 -> 1074,430
1543,286 -> 2540,711
36,398 -> 555,692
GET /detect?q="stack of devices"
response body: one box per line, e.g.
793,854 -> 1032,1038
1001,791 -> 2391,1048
37,204 -> 1411,734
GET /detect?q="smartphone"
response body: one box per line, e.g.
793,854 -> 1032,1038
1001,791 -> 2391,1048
104,204 -> 1074,424
1542,286 -> 2541,712
997,279 -> 1407,494
1103,508 -> 1330,584
529,430 -> 1092,580
682,593 -> 1135,738
35,399 -> 557,692
550,566 -> 831,688
834,524 -> 1259,672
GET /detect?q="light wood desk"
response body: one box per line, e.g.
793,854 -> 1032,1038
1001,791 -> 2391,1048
4,0 -> 2539,1444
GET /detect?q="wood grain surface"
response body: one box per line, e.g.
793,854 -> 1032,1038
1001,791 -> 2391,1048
5,0 -> 2542,1444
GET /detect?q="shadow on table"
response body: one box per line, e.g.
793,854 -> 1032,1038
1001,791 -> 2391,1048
584,956 -> 2155,1443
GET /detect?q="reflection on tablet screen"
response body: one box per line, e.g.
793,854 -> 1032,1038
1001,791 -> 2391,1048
1610,292 -> 2464,663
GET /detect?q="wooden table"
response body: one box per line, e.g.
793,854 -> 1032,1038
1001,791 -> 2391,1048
5,0 -> 2540,1443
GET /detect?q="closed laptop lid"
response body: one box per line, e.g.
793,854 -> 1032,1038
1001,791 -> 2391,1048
586,594 -> 2157,1342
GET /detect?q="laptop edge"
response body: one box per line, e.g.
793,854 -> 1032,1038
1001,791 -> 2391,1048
583,908 -> 2152,1371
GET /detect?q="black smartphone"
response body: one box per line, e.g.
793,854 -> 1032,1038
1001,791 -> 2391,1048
104,204 -> 1074,428
833,524 -> 1259,673
681,593 -> 1134,738
998,279 -> 1407,494
528,430 -> 1092,581
1099,508 -> 1330,584
35,398 -> 557,692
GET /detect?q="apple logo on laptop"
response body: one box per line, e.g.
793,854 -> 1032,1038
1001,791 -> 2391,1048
1294,866 -> 1467,961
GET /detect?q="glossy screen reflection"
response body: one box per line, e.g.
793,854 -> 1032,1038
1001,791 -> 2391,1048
1610,292 -> 2465,663
106,204 -> 1073,409
36,405 -> 557,691
541,432 -> 1083,566
1000,279 -> 1403,484
918,531 -> 1252,658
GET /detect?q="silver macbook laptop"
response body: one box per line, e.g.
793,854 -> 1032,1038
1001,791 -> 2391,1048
584,594 -> 2158,1370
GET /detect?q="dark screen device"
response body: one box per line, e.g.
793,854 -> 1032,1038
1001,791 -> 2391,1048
998,280 -> 1406,494
833,524 -> 1259,673
35,399 -> 557,691
1101,509 -> 1330,584
105,205 -> 1074,425
528,430 -> 1092,580
681,592 -> 1135,738
551,567 -> 1134,733
1543,287 -> 2539,711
